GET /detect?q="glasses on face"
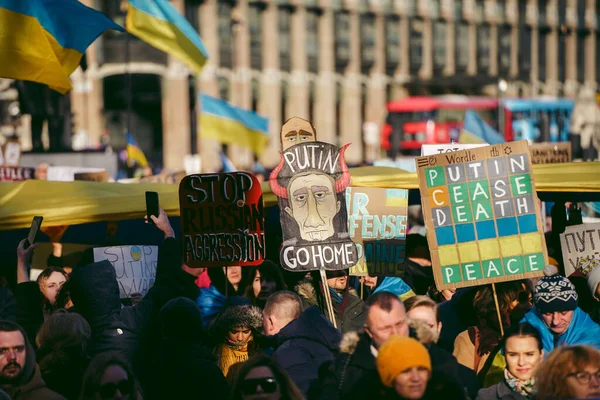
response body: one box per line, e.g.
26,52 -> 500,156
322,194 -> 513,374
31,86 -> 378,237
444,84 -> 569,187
241,378 -> 279,395
567,370 -> 600,385
0,346 -> 25,359
98,379 -> 132,399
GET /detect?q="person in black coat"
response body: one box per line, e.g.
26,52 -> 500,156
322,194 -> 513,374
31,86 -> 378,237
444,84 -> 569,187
147,297 -> 228,400
263,291 -> 341,398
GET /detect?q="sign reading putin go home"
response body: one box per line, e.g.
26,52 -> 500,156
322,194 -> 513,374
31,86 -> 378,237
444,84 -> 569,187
416,140 -> 548,289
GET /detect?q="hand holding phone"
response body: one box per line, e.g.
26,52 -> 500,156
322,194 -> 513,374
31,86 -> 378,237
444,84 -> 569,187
25,216 -> 43,249
145,192 -> 159,225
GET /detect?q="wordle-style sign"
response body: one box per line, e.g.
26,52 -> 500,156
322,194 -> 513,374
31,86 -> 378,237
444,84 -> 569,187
416,140 -> 548,289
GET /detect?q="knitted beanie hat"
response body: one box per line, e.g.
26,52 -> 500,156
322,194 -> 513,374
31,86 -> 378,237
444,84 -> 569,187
534,268 -> 578,314
376,336 -> 431,388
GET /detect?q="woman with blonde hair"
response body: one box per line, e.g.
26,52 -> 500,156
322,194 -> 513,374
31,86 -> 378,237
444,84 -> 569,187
536,345 -> 600,399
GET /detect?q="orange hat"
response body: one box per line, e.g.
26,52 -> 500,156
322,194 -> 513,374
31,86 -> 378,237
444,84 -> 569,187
376,336 -> 431,387
548,257 -> 559,267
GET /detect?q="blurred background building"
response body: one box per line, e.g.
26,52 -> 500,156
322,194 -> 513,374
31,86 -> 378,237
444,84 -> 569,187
0,0 -> 598,171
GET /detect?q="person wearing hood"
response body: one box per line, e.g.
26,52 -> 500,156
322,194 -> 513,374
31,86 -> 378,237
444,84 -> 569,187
263,291 -> 341,397
209,299 -> 264,384
296,270 -> 365,333
148,297 -> 228,400
0,320 -> 64,400
521,268 -> 600,353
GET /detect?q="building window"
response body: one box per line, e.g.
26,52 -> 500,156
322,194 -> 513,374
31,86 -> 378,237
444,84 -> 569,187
279,7 -> 292,72
454,0 -> 463,19
218,76 -> 230,100
539,30 -> 547,82
558,28 -> 566,82
498,25 -> 511,76
360,13 -> 376,74
497,0 -> 506,22
455,21 -> 469,73
385,16 -> 401,75
433,20 -> 446,72
474,0 -> 484,21
335,11 -> 351,73
218,2 -> 233,69
429,0 -> 440,19
281,80 -> 288,126
539,0 -> 548,25
251,79 -> 260,112
577,0 -> 586,28
477,24 -> 491,73
249,4 -> 263,70
577,33 -> 586,82
406,0 -> 418,16
308,80 -> 316,122
409,18 -> 424,73
306,10 -> 320,73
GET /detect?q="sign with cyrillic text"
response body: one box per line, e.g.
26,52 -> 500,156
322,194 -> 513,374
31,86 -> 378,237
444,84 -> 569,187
560,223 -> 600,277
93,245 -> 157,298
179,172 -> 265,267
416,140 -> 547,289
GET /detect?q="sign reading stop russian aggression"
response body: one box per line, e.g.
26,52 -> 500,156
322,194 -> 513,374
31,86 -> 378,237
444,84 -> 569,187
346,187 -> 408,276
269,141 -> 358,271
416,140 -> 548,289
179,172 -> 265,267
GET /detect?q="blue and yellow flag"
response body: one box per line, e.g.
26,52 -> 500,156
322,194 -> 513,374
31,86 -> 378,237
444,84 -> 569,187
0,0 -> 123,94
460,109 -> 506,145
126,133 -> 148,168
126,0 -> 208,74
199,94 -> 270,156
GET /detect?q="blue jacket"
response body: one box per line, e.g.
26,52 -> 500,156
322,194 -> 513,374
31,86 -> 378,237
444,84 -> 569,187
521,307 -> 600,353
272,306 -> 341,397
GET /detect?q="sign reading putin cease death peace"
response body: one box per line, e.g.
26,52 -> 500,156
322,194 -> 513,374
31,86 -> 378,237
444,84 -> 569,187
416,140 -> 548,289
269,141 -> 358,271
346,187 -> 409,276
179,172 -> 265,268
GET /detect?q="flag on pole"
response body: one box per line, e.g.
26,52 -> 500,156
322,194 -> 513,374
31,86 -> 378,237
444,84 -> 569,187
126,133 -> 148,168
199,94 -> 270,156
0,0 -> 123,94
126,0 -> 208,74
459,109 -> 506,144
219,152 -> 237,173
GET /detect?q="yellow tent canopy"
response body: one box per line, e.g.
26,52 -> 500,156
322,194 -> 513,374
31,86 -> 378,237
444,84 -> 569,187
0,163 -> 599,230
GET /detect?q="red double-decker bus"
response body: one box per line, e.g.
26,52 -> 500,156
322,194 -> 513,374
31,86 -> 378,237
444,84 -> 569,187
382,96 -> 499,156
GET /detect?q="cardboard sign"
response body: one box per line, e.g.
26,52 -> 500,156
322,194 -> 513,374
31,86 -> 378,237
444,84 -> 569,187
416,140 -> 548,289
179,172 -> 265,267
0,166 -> 34,181
421,143 -> 488,156
346,187 -> 409,276
269,141 -> 358,271
560,223 -> 600,277
0,141 -> 21,167
93,245 -> 158,298
529,142 -> 572,164
47,166 -> 107,181
74,170 -> 109,182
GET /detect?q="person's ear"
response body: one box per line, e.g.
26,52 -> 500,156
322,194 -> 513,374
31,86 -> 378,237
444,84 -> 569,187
364,324 -> 373,339
437,322 -> 443,335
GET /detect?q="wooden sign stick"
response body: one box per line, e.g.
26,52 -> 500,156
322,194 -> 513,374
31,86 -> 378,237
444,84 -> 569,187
360,280 -> 364,300
319,270 -> 337,329
492,283 -> 505,337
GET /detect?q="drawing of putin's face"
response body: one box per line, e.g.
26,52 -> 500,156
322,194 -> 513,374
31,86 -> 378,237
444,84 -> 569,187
281,117 -> 317,151
284,173 -> 341,241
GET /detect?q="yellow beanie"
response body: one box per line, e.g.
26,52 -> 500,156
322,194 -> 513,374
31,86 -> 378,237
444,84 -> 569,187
376,336 -> 431,387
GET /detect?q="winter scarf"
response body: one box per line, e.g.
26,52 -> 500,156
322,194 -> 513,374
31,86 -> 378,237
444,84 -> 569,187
504,369 -> 535,399
329,287 -> 344,305
217,341 -> 250,382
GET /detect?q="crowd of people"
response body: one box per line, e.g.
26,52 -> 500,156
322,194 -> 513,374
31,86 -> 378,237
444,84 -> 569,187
1,207 -> 600,400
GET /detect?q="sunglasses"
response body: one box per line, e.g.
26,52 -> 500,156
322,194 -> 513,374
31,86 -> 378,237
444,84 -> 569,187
241,377 -> 279,395
98,379 -> 132,399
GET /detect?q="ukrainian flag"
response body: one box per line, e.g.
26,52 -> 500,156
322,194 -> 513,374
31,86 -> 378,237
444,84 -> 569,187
0,0 -> 123,94
126,133 -> 149,168
459,109 -> 506,145
199,94 -> 270,156
126,0 -> 208,74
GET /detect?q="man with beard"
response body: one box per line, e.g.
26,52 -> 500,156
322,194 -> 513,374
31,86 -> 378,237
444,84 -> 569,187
0,320 -> 64,399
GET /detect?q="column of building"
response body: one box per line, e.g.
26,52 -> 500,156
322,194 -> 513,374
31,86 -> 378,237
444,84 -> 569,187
585,0 -> 597,86
258,1 -> 282,169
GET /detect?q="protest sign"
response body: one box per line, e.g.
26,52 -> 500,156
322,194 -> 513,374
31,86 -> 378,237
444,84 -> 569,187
560,223 -> 600,277
179,172 -> 265,267
0,166 -> 34,181
93,245 -> 157,298
529,142 -> 571,164
269,141 -> 358,271
74,170 -> 109,182
346,187 -> 408,276
421,143 -> 488,156
0,141 -> 21,167
416,140 -> 548,289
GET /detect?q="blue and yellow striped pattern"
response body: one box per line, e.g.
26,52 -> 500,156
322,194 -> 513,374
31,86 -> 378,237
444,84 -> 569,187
127,0 -> 208,74
199,94 -> 270,156
126,133 -> 149,168
459,109 -> 505,145
0,0 -> 123,94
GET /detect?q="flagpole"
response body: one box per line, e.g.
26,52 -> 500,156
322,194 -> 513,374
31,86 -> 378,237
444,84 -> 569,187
125,31 -> 132,136
189,75 -> 197,155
